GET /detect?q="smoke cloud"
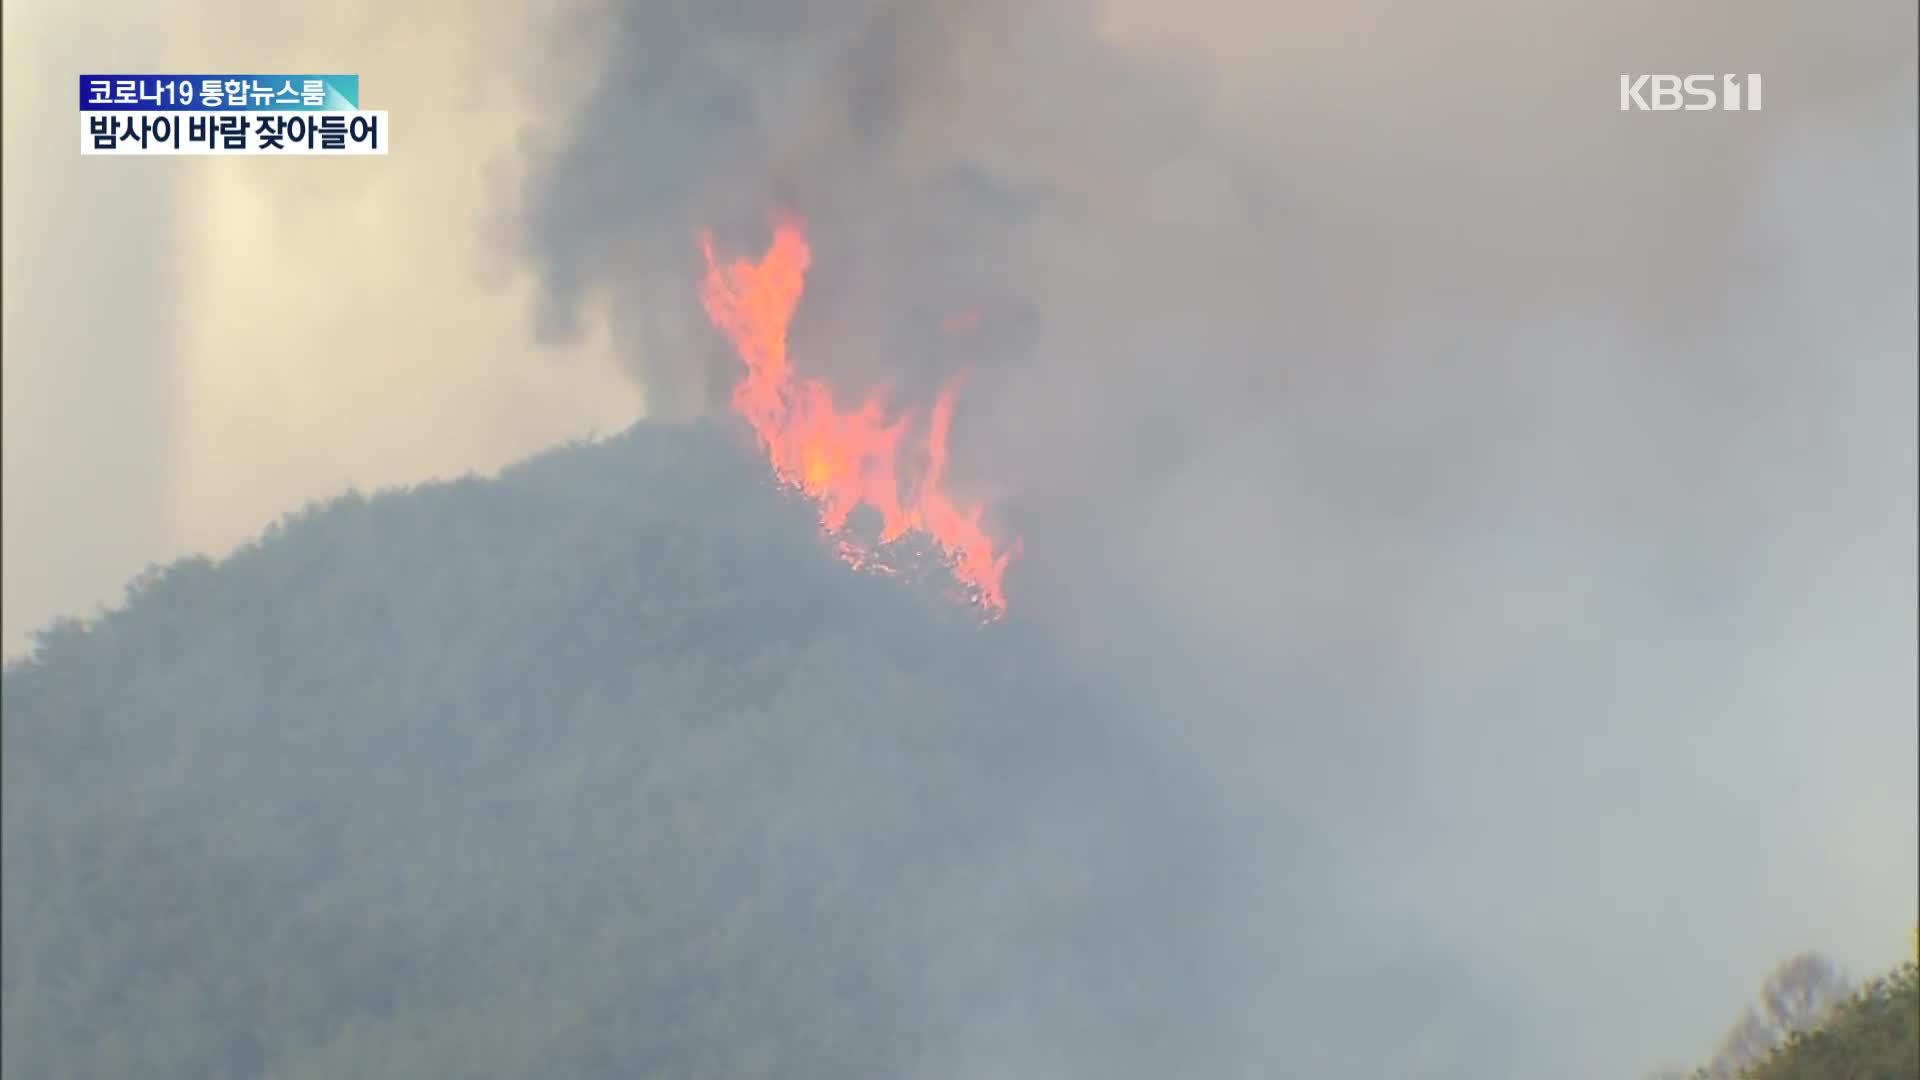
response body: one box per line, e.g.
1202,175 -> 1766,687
507,1 -> 1916,1074
3,0 -> 1907,1074
0,0 -> 642,654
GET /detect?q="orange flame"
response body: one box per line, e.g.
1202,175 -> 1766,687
697,216 -> 1016,617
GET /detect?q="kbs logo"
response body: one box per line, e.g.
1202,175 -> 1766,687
1619,74 -> 1763,111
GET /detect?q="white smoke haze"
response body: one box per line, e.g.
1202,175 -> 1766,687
4,0 -> 1915,1075
512,4 -> 1920,1068
1,0 -> 639,656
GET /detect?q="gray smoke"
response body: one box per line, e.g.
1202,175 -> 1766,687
505,2 -> 1918,1075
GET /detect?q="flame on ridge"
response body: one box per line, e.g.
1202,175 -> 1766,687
697,216 -> 1016,617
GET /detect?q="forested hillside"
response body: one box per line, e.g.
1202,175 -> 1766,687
2,423 -> 1415,1079
5,419 -> 1910,1080
1742,961 -> 1918,1079
1651,950 -> 1918,1079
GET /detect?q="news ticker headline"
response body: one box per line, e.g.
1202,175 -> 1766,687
82,112 -> 388,156
81,75 -> 359,112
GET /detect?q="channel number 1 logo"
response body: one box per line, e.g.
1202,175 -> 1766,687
1620,74 -> 1763,111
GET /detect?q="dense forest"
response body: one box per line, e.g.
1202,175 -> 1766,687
4,423 -> 1911,1079
1649,948 -> 1918,1079
1,423 -> 1507,1079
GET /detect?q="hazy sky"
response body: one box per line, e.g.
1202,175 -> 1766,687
2,0 -> 639,657
3,0 -> 1915,1075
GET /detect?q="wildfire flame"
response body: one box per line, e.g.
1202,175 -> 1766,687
697,216 -> 1017,617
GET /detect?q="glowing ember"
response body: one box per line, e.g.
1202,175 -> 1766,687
697,216 -> 1017,617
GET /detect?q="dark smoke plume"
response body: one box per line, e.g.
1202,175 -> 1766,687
506,2 -> 1917,1075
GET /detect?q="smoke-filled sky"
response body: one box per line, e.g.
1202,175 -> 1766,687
1,0 -> 641,658
4,0 -> 1916,1075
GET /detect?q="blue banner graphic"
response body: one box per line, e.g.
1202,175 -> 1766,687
79,75 -> 359,112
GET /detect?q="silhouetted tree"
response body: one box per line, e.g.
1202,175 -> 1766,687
1655,946 -> 1915,1080
1758,952 -> 1852,1037
3,423 -> 1469,1080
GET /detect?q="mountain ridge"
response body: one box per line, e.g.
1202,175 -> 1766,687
1,421 -> 1268,1079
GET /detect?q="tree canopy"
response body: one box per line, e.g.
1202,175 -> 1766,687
0,424 -> 1304,1079
1649,950 -> 1918,1080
